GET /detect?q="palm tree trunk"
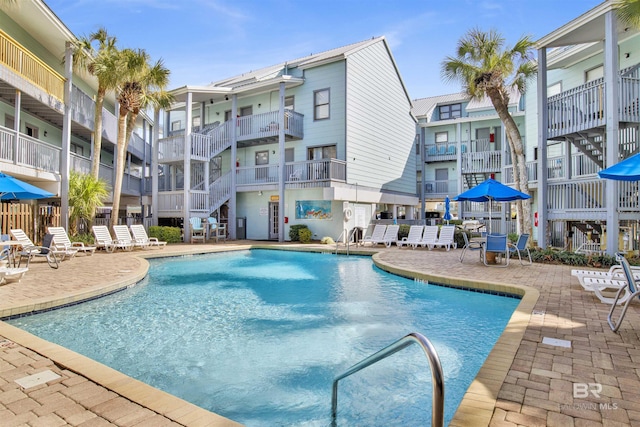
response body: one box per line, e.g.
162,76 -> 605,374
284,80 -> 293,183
91,88 -> 106,179
110,109 -> 128,229
486,89 -> 532,238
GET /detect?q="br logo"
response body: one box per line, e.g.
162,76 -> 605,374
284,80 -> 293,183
573,383 -> 602,399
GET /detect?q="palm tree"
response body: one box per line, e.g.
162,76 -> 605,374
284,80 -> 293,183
615,0 -> 640,28
68,171 -> 110,235
70,28 -> 122,179
110,49 -> 171,228
442,28 -> 536,237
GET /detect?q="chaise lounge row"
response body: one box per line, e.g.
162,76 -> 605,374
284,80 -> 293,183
360,224 -> 457,251
92,225 -> 167,252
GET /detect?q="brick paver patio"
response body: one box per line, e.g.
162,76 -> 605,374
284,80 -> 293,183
0,242 -> 638,426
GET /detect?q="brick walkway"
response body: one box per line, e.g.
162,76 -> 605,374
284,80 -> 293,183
0,242 -> 638,426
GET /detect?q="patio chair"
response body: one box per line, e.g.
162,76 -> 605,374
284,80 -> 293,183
381,224 -> 400,248
397,225 -> 424,249
189,217 -> 205,243
432,225 -> 456,251
482,234 -> 509,267
581,276 -> 633,305
361,224 -> 387,246
206,218 -> 226,243
0,248 -> 28,283
15,233 -> 59,269
419,225 -> 439,249
572,264 -> 640,289
508,234 -> 532,265
459,231 -> 483,262
91,225 -> 133,252
113,225 -> 149,250
11,228 -> 75,262
48,226 -> 96,256
608,254 -> 640,332
130,224 -> 166,249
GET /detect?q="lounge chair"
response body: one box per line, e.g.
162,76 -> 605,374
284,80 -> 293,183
91,225 -> 133,252
14,233 -> 60,269
381,224 -> 400,248
459,231 -> 483,262
130,224 -> 166,248
113,225 -> 149,250
508,234 -> 532,265
0,248 -> 28,282
582,276 -> 632,305
48,226 -> 96,256
419,225 -> 439,249
10,228 -> 75,262
397,225 -> 424,249
608,254 -> 640,332
206,218 -> 226,243
189,217 -> 205,243
482,234 -> 509,267
432,225 -> 456,251
572,265 -> 640,289
361,225 -> 387,246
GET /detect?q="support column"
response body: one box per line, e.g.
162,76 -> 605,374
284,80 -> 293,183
537,47 -> 549,248
278,82 -> 286,242
228,95 -> 237,239
13,90 -> 20,165
604,10 -> 620,255
419,127 -> 426,223
152,109 -> 159,226
60,42 -> 73,231
183,92 -> 192,241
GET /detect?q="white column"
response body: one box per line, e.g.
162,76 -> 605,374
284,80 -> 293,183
228,95 -> 237,239
604,10 -> 620,255
536,47 -> 548,248
60,42 -> 73,231
278,82 -> 286,242
151,109 -> 159,226
184,92 -> 192,241
13,90 -> 20,165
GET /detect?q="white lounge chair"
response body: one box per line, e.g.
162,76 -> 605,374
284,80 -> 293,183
361,225 -> 387,246
572,265 -> 640,289
113,225 -> 149,250
0,266 -> 28,283
582,276 -> 632,305
420,226 -> 439,249
608,254 -> 640,332
381,225 -> 400,248
92,225 -> 133,252
397,225 -> 424,249
12,232 -> 61,269
130,224 -> 166,248
10,228 -> 75,262
48,226 -> 96,256
432,225 -> 457,251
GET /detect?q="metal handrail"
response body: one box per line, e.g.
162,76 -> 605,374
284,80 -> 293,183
330,332 -> 444,427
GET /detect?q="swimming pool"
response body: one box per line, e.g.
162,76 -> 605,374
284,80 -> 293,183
8,249 -> 519,426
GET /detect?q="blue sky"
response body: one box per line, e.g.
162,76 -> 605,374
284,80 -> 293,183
46,0 -> 603,100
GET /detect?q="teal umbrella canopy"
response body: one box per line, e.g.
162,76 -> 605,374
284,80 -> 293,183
598,153 -> 640,181
0,172 -> 54,200
454,178 -> 530,233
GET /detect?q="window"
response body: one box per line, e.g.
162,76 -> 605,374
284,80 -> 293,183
71,143 -> 84,156
192,116 -> 201,128
439,104 -> 461,120
285,148 -> 294,162
307,145 -> 336,160
224,110 -> 232,122
314,89 -> 330,120
4,114 -> 14,129
586,65 -> 603,82
548,82 -> 562,96
285,96 -> 295,110
171,120 -> 181,131
25,123 -> 39,138
435,131 -> 448,143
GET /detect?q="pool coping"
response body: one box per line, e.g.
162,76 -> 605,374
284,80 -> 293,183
0,244 -> 539,426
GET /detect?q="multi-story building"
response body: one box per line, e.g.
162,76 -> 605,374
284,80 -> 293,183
157,37 -> 418,242
0,0 -> 155,239
414,90 -> 526,232
532,0 -> 640,254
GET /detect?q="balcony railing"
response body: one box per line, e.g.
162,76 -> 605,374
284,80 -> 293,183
461,151 -> 501,173
423,179 -> 458,196
0,29 -> 65,101
547,66 -> 640,138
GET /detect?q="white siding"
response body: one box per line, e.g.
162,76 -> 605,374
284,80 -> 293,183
345,41 -> 416,194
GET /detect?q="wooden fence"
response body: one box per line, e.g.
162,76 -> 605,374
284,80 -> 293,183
0,202 -> 60,244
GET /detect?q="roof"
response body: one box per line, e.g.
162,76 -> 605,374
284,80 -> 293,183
412,93 -> 468,120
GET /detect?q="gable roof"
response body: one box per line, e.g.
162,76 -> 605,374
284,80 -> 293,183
412,93 -> 468,120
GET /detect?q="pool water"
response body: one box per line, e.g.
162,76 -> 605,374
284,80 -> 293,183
8,249 -> 519,426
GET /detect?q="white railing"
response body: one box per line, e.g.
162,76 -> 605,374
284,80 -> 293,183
424,179 -> 458,195
17,133 -> 61,172
70,154 -> 91,174
461,151 -> 501,173
158,134 -> 184,162
190,190 -> 208,212
158,191 -> 184,213
210,171 -> 232,212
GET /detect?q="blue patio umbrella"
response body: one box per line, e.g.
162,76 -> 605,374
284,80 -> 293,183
453,178 -> 530,233
0,172 -> 54,200
598,152 -> 640,181
443,196 -> 452,224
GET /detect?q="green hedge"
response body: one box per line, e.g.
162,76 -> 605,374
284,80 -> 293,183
149,226 -> 181,243
289,224 -> 310,242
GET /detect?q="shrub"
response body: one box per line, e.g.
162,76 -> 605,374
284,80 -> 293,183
149,226 -> 181,243
289,224 -> 310,242
508,233 -> 518,243
398,224 -> 410,240
70,232 -> 95,246
453,228 -> 467,249
298,228 -> 312,243
529,247 -> 619,267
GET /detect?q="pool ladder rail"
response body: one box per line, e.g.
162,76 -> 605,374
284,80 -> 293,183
334,227 -> 363,256
330,332 -> 445,427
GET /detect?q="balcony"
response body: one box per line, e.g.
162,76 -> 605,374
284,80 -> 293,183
159,110 -> 304,164
547,65 -> 639,139
425,143 -> 457,161
423,179 -> 458,198
461,151 -> 501,174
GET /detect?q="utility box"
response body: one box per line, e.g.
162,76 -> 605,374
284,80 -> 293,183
237,217 -> 246,240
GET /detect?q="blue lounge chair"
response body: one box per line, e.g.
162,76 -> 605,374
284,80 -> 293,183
508,234 -> 532,265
